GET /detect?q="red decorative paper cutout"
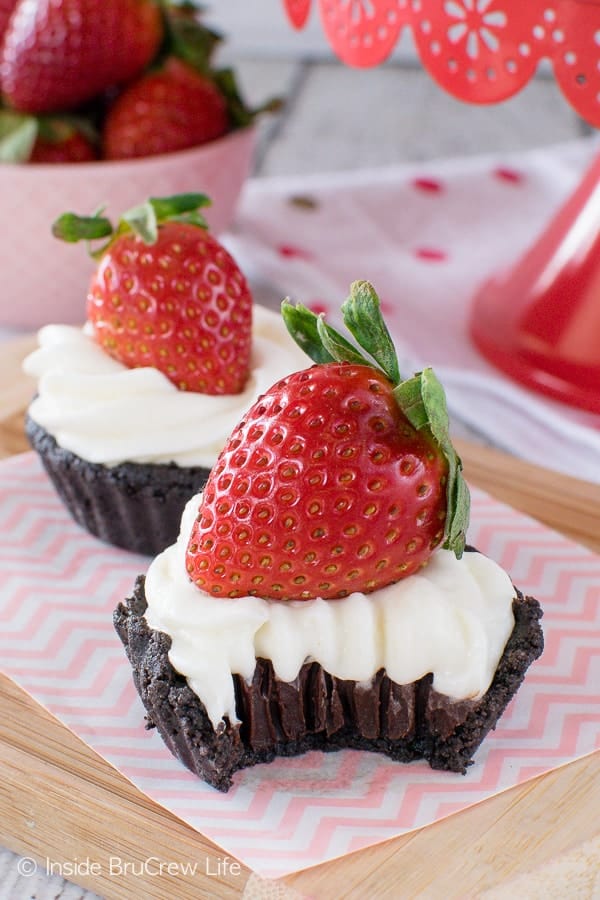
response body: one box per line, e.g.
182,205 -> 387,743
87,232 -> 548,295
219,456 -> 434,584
283,0 -> 312,29
283,1 -> 600,127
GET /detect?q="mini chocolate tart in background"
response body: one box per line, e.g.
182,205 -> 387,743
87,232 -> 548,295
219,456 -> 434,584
26,416 -> 210,556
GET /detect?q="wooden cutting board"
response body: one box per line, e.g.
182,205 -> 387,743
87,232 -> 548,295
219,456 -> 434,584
1,336 -> 599,899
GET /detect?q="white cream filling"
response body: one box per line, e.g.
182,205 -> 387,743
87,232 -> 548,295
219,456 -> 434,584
23,304 -> 308,468
144,494 -> 516,729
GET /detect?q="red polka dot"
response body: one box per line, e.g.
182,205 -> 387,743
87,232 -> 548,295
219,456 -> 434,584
277,244 -> 312,259
493,167 -> 524,184
414,247 -> 447,262
307,300 -> 329,315
412,177 -> 444,193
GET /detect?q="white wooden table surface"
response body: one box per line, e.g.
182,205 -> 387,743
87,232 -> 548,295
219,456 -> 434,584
0,20 -> 589,899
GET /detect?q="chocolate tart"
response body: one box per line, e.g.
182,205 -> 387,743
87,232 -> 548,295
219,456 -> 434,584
114,571 -> 544,792
26,416 -> 210,556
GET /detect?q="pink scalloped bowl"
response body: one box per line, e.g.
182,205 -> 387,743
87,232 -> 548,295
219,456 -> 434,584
0,125 -> 256,329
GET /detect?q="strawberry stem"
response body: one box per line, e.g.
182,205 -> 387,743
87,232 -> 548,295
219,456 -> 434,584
52,192 -> 211,258
282,280 -> 470,557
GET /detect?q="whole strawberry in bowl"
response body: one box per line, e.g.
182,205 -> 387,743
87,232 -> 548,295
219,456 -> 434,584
0,2 -> 272,327
114,281 -> 544,791
22,193 -> 309,555
102,57 -> 230,161
0,0 -> 164,112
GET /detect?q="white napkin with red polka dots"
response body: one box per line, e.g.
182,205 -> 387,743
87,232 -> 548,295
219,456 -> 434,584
224,136 -> 600,484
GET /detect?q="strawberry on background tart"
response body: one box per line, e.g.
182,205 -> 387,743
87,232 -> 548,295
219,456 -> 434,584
0,0 -> 274,164
24,193 -> 308,555
114,282 -> 544,791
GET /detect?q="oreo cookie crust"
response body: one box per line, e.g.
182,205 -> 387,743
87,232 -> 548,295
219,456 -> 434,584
114,574 -> 544,792
26,416 -> 210,556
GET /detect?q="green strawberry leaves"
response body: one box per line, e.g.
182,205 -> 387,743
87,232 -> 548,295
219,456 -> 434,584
0,111 -> 38,162
283,300 -> 369,365
282,280 -> 401,382
161,3 -> 223,73
394,369 -> 470,557
147,193 -> 211,221
342,280 -> 401,384
213,67 -> 284,129
316,314 -> 369,367
52,192 -> 211,257
120,202 -> 159,245
282,280 -> 470,557
160,4 -> 282,130
51,212 -> 113,244
121,193 -> 211,243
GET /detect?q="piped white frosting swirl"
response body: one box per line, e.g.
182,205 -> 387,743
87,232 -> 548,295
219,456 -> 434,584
23,305 -> 308,467
144,494 -> 516,729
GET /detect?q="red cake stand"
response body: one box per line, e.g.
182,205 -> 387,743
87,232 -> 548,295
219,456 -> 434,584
281,0 -> 600,413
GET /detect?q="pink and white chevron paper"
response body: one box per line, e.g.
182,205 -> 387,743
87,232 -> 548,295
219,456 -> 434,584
0,453 -> 599,878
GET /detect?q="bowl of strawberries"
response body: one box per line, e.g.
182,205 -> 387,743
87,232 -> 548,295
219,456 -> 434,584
0,0 -> 267,328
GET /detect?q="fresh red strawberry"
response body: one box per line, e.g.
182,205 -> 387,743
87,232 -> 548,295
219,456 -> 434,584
29,119 -> 97,163
0,109 -> 97,161
52,194 -> 253,395
186,281 -> 470,600
0,0 -> 164,114
30,131 -> 96,163
102,57 -> 229,160
0,0 -> 17,46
